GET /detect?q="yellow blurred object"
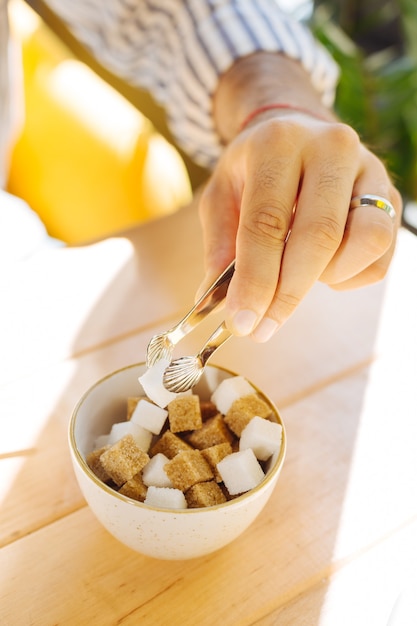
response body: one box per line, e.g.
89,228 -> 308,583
6,3 -> 192,243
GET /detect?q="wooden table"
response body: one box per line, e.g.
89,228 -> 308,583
1,201 -> 417,625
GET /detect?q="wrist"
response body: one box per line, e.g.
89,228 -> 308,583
239,103 -> 332,132
213,52 -> 336,142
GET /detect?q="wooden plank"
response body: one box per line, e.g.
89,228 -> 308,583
253,517 -> 417,626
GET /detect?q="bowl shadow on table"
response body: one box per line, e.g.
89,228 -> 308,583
1,207 -> 391,625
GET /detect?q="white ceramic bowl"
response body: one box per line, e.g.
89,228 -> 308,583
69,362 -> 286,560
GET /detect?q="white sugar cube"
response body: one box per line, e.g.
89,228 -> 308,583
107,421 -> 152,451
211,375 -> 255,415
94,434 -> 109,449
138,359 -> 179,408
144,486 -> 187,509
239,416 -> 282,461
217,448 -> 265,495
142,453 -> 173,488
131,398 -> 168,435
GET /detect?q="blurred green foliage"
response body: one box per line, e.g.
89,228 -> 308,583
309,0 -> 417,199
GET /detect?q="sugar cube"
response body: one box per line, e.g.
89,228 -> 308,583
225,393 -> 271,436
142,453 -> 173,488
216,448 -> 265,495
239,416 -> 282,461
87,371 -> 282,511
211,375 -> 255,415
100,435 -> 150,486
94,434 -> 109,449
185,481 -> 227,508
165,449 -> 213,491
168,395 -> 202,432
138,359 -> 179,408
86,446 -> 111,483
107,420 -> 152,451
200,442 -> 233,482
144,486 -> 187,509
126,396 -> 144,419
118,474 -> 148,502
150,430 -> 193,459
186,414 -> 234,449
130,398 -> 168,435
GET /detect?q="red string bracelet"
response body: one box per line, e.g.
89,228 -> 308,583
239,103 -> 329,132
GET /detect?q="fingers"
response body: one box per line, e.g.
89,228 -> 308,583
224,123 -> 303,336
228,122 -> 368,339
320,174 -> 402,288
197,117 -> 401,342
248,125 -> 362,340
320,205 -> 394,287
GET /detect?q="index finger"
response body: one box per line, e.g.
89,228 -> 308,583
225,141 -> 301,335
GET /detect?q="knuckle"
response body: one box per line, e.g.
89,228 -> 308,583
351,201 -> 395,256
372,222 -> 393,253
277,290 -> 302,314
324,122 -> 360,152
251,117 -> 301,146
304,214 -> 344,252
362,220 -> 393,256
243,157 -> 293,247
243,206 -> 289,247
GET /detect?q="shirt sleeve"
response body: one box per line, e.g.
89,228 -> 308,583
164,0 -> 340,168
45,0 -> 340,169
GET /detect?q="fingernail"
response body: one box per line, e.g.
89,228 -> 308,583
252,318 -> 279,343
232,310 -> 258,336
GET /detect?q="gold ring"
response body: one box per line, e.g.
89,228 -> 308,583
350,194 -> 396,220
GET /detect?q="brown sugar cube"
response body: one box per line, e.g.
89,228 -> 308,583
119,474 -> 148,502
186,413 -> 234,450
86,446 -> 111,483
165,450 -> 213,492
126,396 -> 145,420
150,430 -> 193,459
185,481 -> 227,508
100,434 -> 150,486
200,401 -> 220,421
168,395 -> 202,433
201,443 -> 233,482
224,393 -> 272,437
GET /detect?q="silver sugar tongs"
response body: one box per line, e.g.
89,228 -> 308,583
146,260 -> 235,373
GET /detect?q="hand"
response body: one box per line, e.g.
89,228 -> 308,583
197,110 -> 402,342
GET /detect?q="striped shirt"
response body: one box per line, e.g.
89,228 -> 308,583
0,0 -> 339,184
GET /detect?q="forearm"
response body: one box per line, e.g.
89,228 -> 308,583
213,52 -> 337,144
